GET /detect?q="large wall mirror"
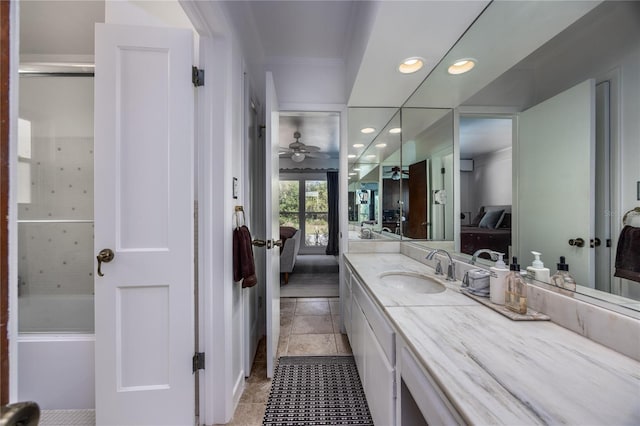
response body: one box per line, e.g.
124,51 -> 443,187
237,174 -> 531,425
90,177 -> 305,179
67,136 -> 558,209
348,1 -> 640,312
347,108 -> 454,241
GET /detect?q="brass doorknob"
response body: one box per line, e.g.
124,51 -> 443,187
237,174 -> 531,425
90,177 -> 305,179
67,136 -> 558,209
568,238 -> 585,248
252,239 -> 267,247
96,248 -> 115,277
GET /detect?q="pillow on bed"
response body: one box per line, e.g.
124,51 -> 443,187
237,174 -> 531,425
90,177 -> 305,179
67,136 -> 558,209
497,212 -> 511,229
478,209 -> 504,229
471,207 -> 486,226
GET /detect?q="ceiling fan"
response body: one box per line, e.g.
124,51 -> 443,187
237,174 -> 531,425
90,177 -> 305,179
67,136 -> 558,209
279,131 -> 330,162
384,166 -> 409,181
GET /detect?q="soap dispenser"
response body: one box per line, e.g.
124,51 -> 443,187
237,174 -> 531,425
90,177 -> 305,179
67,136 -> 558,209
550,256 -> 577,291
489,252 -> 509,305
505,257 -> 528,314
526,251 -> 550,283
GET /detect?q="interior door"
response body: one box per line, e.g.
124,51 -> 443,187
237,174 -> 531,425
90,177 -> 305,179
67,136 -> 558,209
518,79 -> 595,285
265,72 -> 281,378
407,160 -> 428,239
94,24 -> 194,425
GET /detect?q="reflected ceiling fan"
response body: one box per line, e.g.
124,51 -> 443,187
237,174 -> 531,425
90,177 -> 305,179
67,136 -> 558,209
384,166 -> 409,181
279,131 -> 330,162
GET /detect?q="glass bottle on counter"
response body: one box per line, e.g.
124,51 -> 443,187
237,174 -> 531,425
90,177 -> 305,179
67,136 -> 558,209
550,256 -> 577,291
505,257 -> 528,314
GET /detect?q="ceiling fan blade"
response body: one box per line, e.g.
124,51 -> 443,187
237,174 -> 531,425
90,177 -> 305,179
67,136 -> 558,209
306,152 -> 330,159
300,145 -> 321,152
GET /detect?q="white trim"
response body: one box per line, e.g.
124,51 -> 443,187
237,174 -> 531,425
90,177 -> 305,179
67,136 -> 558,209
9,0 -> 21,402
17,334 -> 95,343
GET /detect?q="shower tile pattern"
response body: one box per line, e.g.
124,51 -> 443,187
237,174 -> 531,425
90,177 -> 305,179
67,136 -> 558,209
18,76 -> 95,332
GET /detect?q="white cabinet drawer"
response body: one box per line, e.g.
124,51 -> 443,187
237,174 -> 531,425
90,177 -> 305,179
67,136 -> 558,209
352,275 -> 395,365
364,319 -> 396,426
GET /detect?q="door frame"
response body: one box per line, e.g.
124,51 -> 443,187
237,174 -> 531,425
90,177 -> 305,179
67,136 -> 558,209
1,0 -> 13,405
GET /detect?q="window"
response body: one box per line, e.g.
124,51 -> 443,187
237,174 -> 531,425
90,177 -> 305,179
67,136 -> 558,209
279,177 -> 329,251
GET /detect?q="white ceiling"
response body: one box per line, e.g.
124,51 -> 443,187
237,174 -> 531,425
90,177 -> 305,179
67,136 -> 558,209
244,1 -> 356,60
20,0 -> 104,57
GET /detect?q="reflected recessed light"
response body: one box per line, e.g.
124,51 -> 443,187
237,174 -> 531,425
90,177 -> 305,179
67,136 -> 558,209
398,57 -> 425,74
366,154 -> 376,159
448,58 -> 476,75
353,143 -> 365,148
348,154 -> 357,159
389,127 -> 401,134
353,167 -> 361,171
360,127 -> 376,134
375,143 -> 387,148
349,172 -> 357,176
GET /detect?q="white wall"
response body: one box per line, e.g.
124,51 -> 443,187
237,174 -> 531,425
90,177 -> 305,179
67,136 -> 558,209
467,147 -> 512,216
266,58 -> 347,105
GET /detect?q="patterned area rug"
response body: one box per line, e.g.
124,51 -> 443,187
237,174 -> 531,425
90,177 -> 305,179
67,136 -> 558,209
263,356 -> 373,426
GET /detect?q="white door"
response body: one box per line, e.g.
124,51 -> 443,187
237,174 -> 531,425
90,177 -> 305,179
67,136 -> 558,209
94,24 -> 194,425
518,79 -> 595,285
265,72 -> 281,378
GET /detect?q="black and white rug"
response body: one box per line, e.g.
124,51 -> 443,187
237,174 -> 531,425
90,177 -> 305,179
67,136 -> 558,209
263,356 -> 373,426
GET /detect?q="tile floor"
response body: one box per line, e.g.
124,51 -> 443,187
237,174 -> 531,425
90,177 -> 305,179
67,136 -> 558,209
218,297 -> 352,426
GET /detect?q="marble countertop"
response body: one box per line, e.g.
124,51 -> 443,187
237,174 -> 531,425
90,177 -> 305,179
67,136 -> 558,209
344,253 -> 640,425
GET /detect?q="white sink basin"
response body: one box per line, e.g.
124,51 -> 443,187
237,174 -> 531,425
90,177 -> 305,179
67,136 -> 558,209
378,272 -> 446,294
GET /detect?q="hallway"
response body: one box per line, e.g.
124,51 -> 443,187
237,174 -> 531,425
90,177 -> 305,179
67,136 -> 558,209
220,297 -> 351,426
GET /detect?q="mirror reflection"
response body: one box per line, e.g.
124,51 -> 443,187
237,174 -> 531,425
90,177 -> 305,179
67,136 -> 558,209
347,108 -> 454,241
349,0 -> 640,311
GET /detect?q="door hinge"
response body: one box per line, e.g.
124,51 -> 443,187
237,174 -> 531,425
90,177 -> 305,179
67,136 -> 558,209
192,66 -> 205,87
192,352 -> 205,373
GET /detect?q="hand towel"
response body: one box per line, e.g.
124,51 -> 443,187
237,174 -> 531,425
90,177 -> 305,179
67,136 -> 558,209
233,225 -> 258,288
614,225 -> 640,283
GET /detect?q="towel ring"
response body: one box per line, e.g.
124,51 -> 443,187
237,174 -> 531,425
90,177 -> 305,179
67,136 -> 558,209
235,206 -> 246,229
622,207 -> 640,227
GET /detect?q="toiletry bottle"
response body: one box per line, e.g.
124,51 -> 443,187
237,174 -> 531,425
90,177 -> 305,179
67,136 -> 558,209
550,256 -> 577,291
489,252 -> 509,305
505,257 -> 528,314
526,251 -> 550,283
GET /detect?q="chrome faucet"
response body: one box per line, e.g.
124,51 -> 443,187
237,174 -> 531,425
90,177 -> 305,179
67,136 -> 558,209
426,249 -> 456,281
360,228 -> 372,239
470,249 -> 500,265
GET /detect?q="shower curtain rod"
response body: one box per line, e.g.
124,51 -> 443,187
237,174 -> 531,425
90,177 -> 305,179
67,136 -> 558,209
19,72 -> 94,77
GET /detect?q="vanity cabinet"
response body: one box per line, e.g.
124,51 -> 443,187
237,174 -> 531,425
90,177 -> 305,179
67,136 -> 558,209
346,268 -> 396,426
397,339 -> 464,426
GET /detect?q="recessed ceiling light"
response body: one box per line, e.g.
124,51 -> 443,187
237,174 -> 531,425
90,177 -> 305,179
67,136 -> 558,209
389,127 -> 401,134
349,172 -> 357,176
353,143 -> 365,148
448,58 -> 476,75
353,167 -> 361,171
375,143 -> 387,148
348,154 -> 357,159
398,57 -> 425,74
360,127 -> 376,134
366,154 -> 376,159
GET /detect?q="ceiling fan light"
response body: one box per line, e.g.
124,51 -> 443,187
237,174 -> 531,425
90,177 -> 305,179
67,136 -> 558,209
391,171 -> 401,181
291,152 -> 305,162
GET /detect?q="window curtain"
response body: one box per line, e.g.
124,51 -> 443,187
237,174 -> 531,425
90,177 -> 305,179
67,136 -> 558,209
325,171 -> 339,255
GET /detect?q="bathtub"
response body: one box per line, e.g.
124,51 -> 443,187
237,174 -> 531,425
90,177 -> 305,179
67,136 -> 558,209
17,295 -> 95,409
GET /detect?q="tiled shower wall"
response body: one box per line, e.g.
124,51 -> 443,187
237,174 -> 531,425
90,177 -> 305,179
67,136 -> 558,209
18,75 -> 94,333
